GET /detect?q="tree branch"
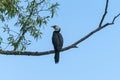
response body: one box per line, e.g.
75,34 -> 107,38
14,0 -> 36,50
99,0 -> 108,27
0,0 -> 120,56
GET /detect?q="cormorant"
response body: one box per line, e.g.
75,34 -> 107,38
51,25 -> 63,64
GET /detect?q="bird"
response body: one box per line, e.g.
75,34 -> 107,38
51,25 -> 63,64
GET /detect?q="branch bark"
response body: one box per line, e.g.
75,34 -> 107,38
99,0 -> 108,27
0,0 -> 120,56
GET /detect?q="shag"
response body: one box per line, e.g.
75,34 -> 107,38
51,25 -> 63,64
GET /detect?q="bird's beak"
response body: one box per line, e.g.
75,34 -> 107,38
51,26 -> 53,28
51,26 -> 54,29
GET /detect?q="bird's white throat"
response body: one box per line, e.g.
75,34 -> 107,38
55,26 -> 60,31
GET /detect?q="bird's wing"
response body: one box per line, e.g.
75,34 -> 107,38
58,33 -> 63,50
52,32 -> 59,51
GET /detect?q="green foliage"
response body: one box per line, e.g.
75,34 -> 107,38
0,0 -> 19,19
0,0 -> 59,51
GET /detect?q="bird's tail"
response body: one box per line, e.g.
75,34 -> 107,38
54,51 -> 59,64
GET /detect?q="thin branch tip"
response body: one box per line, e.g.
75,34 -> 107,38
99,0 -> 109,27
112,13 -> 120,23
74,46 -> 78,48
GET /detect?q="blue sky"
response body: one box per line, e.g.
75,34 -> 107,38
0,0 -> 120,80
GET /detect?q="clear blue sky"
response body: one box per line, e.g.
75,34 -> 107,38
0,0 -> 120,80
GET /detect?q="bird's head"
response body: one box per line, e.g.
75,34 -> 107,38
51,25 -> 61,32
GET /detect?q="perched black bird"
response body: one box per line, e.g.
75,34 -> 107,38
51,25 -> 63,64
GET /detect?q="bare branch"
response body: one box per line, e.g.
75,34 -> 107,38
112,13 -> 120,23
99,0 -> 109,27
102,13 -> 120,27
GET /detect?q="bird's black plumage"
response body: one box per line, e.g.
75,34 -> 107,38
52,25 -> 63,64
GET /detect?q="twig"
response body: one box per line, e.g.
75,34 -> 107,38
14,0 -> 36,50
99,0 -> 109,27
